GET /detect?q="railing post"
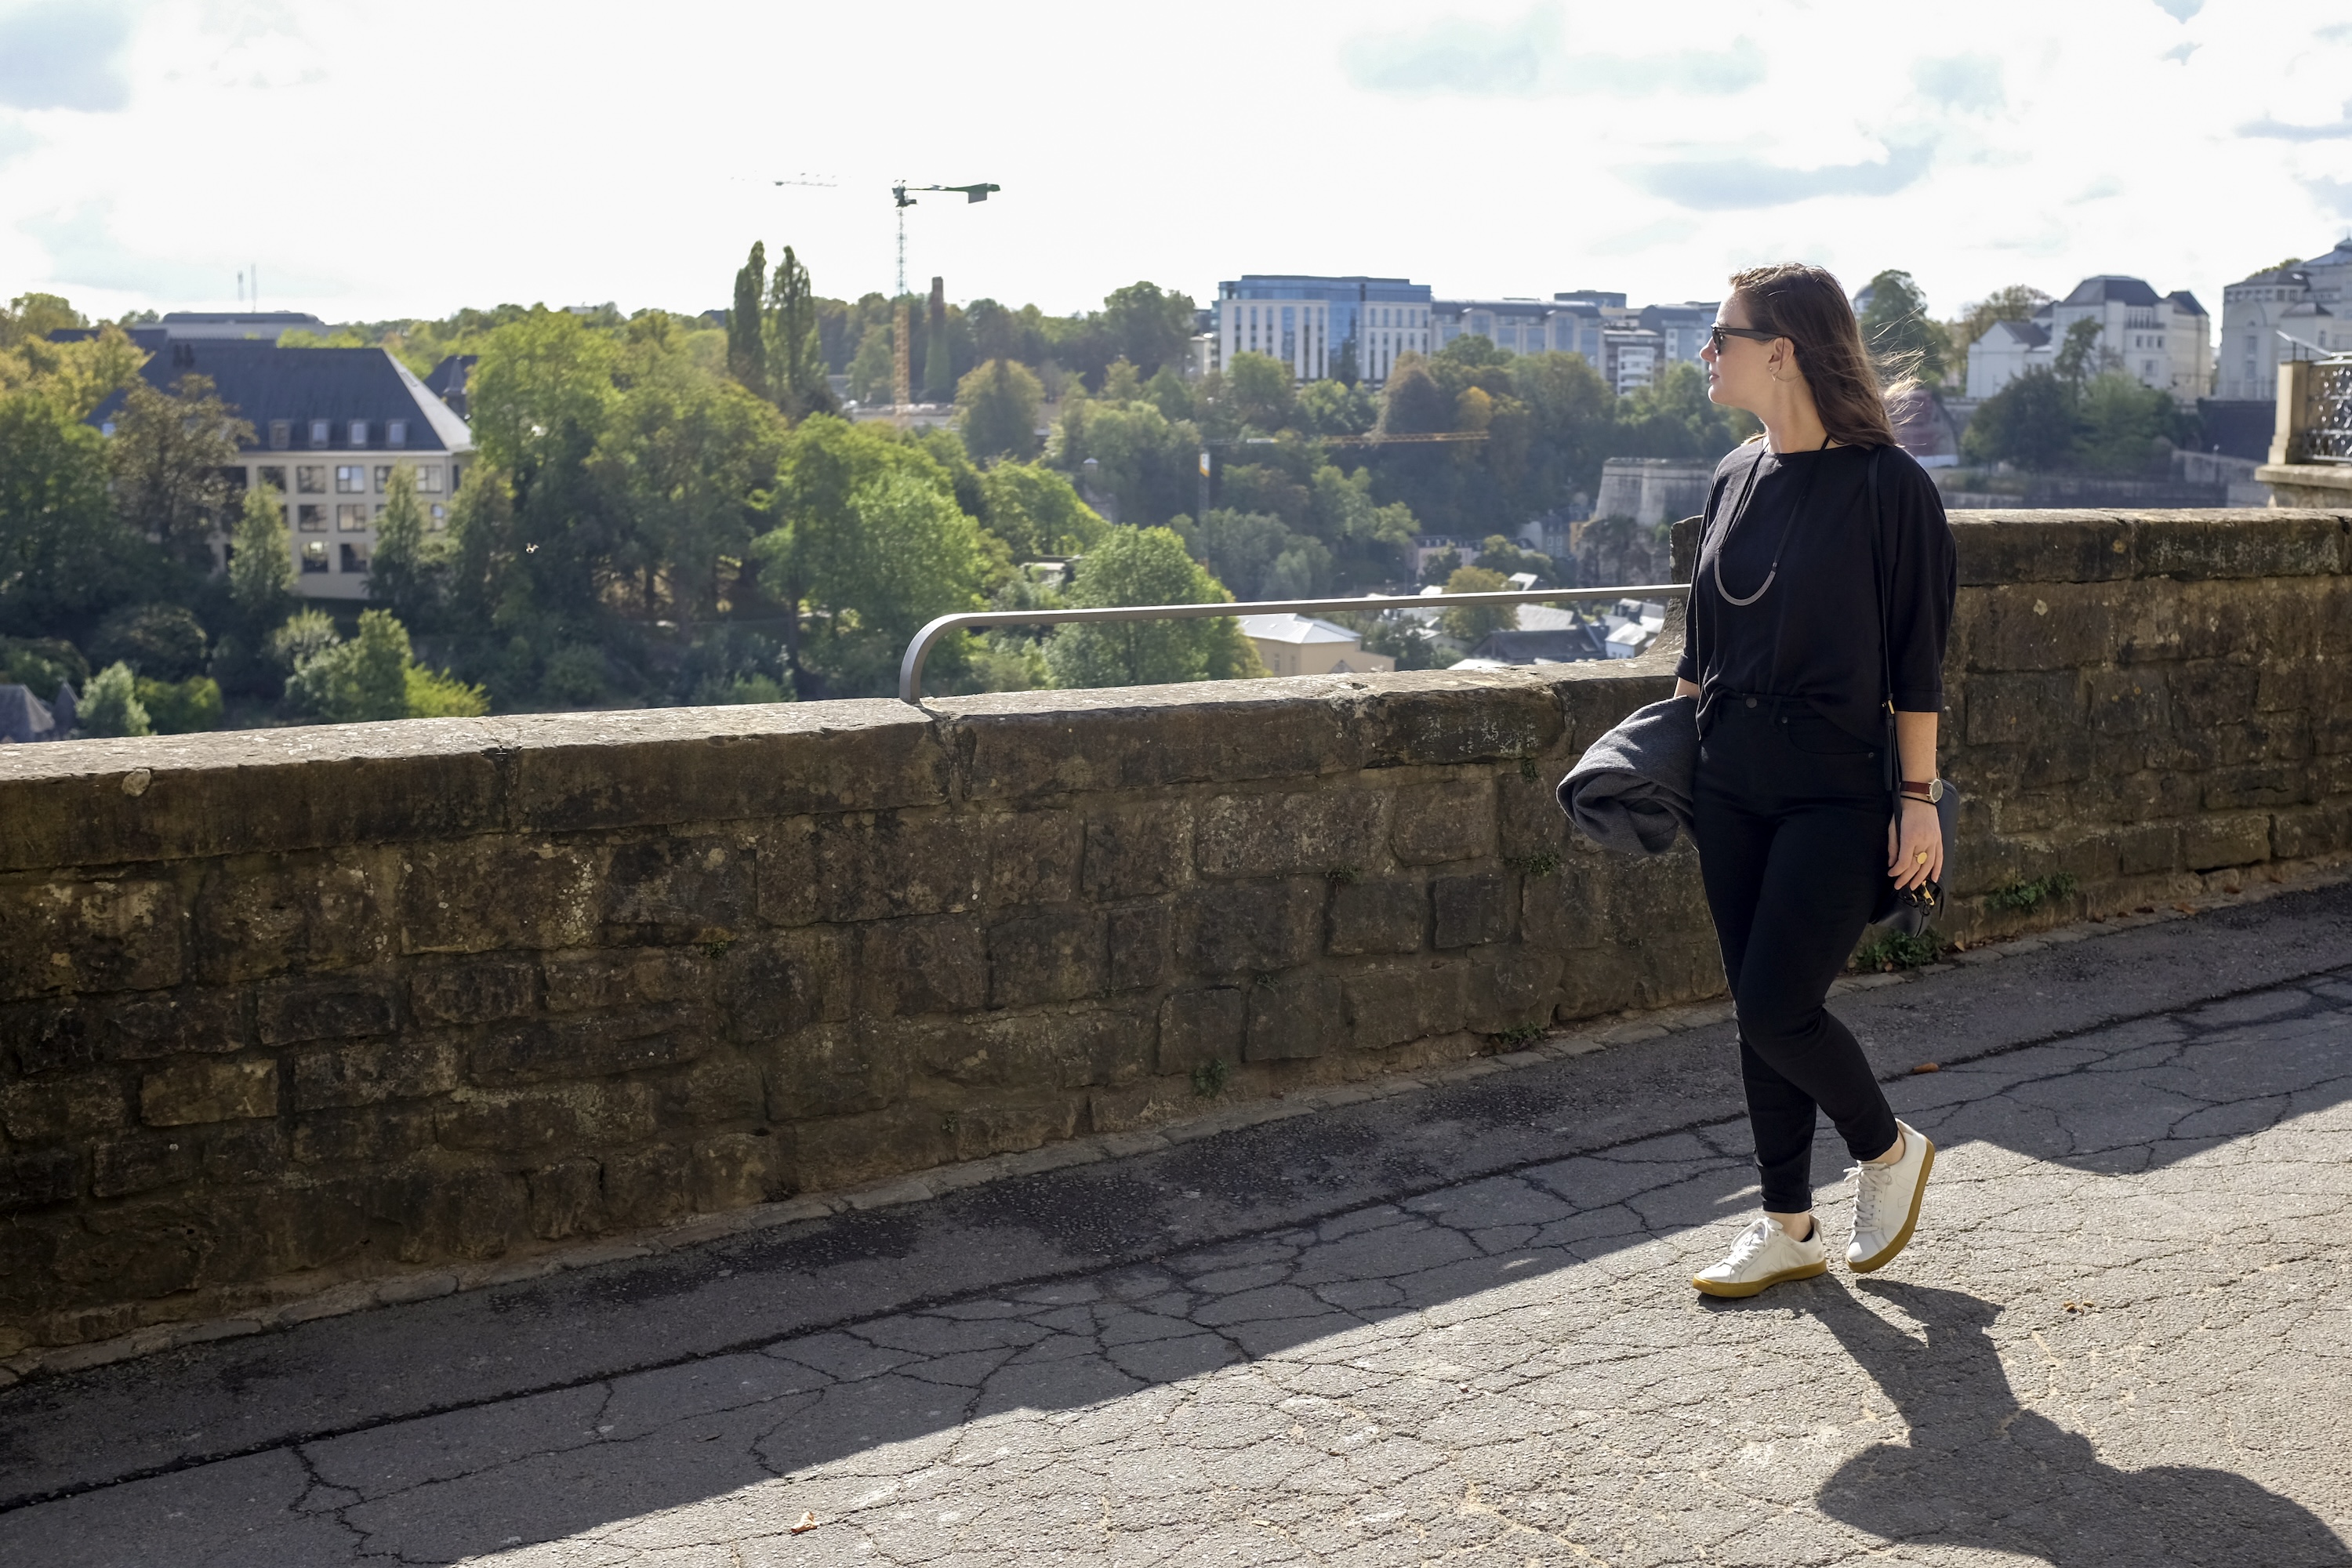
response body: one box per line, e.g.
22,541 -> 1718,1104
2273,358 -> 2311,466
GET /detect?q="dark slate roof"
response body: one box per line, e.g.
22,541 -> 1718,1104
0,684 -> 56,743
2060,275 -> 2161,308
421,354 -> 477,416
1466,626 -> 1607,664
1985,318 -> 2051,348
85,343 -> 473,455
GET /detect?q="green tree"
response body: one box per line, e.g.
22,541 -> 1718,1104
1225,352 -> 1295,431
956,358 -> 1045,460
107,373 -> 252,571
78,661 -> 151,737
136,673 -> 223,733
978,462 -> 1105,558
0,291 -> 87,350
764,245 -> 835,419
368,465 -> 446,628
1099,281 -> 1196,376
285,608 -> 413,722
923,279 -> 952,401
0,387 -> 131,631
227,483 -> 295,629
1857,270 -> 1951,385
91,603 -> 206,679
1055,397 -> 1201,527
1962,368 -> 2078,469
728,241 -> 768,394
2053,318 -> 2111,387
1439,564 -> 1515,643
1044,525 -> 1263,689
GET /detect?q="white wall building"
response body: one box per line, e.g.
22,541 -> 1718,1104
1236,614 -> 1395,677
1964,275 -> 2210,405
2216,241 -> 2352,401
1218,296 -> 1333,382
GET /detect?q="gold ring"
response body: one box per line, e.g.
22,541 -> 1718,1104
1915,851 -> 1929,865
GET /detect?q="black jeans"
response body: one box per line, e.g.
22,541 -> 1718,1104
1693,697 -> 1900,1214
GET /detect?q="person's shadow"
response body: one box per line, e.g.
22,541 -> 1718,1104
1795,1282 -> 2349,1565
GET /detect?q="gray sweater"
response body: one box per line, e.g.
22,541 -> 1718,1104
1555,695 -> 1698,855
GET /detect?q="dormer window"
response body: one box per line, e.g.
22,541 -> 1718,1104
387,419 -> 407,448
349,420 -> 368,446
270,419 -> 291,450
310,419 -> 330,446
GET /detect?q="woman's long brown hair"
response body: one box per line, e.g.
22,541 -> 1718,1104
1729,263 -> 1905,448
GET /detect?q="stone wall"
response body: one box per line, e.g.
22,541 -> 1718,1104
2,509 -> 2348,1352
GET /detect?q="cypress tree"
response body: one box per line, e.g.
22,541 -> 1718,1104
764,245 -> 837,421
923,276 -> 952,401
729,241 -> 768,394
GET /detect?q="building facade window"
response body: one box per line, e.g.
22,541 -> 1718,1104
387,419 -> 407,448
258,465 -> 287,492
310,419 -> 330,446
429,503 -> 448,531
349,420 -> 368,446
375,466 -> 394,492
298,503 -> 328,532
415,465 -> 443,493
336,465 -> 366,493
336,503 -> 368,532
340,542 -> 368,574
270,420 -> 291,450
296,466 -> 326,494
301,540 -> 329,573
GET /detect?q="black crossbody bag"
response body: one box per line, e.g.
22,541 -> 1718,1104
1867,447 -> 1958,934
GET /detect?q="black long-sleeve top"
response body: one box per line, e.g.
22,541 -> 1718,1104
1675,438 -> 1957,747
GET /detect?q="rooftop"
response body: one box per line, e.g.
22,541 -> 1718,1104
1234,612 -> 1363,647
85,342 -> 474,455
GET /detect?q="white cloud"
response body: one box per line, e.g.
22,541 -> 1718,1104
2,0 -> 2349,336
0,1 -> 140,112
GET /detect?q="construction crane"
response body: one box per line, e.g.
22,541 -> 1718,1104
891,180 -> 1000,296
888,180 -> 1001,418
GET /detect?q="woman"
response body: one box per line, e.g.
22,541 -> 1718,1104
1679,263 -> 1957,1299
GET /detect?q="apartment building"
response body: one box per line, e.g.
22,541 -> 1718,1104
1964,275 -> 2210,405
1214,275 -> 1434,386
89,341 -> 474,601
2216,240 -> 2352,401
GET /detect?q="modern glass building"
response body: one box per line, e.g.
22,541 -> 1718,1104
1215,275 -> 1436,384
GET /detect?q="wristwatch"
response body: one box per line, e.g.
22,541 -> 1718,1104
1900,779 -> 1946,803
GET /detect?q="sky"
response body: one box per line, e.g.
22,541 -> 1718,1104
3,0 -> 2351,332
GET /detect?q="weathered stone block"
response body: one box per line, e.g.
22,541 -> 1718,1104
1,1071 -> 127,1142
814,811 -> 981,923
0,1148 -> 78,1213
788,1105 -> 950,1190
1,999 -> 95,1079
988,911 -> 1106,1007
986,812 -> 1081,907
2183,813 -> 2273,872
2202,764 -> 2308,811
191,855 -> 390,983
693,1131 -> 791,1210
1949,513 -> 2132,587
0,878 -> 182,1002
602,1143 -> 692,1227
721,927 -> 850,1040
753,818 -> 819,927
256,975 -> 396,1046
650,1051 -> 764,1128
90,1131 -> 200,1199
411,956 -> 539,1025
1156,987 -> 1243,1076
1244,972 -> 1342,1062
140,1058 -> 278,1127
1328,880 -> 1425,956
470,1005 -> 712,1084
372,1163 -> 524,1264
1105,904 -> 1173,991
95,989 -> 244,1062
1963,670 -> 2083,747
942,1093 -> 1084,1162
1391,779 -> 1497,865
544,948 -> 707,1014
1958,586 -> 2116,673
1194,790 -> 1386,880
2169,661 -> 2263,732
1432,873 -> 1513,949
2274,803 -> 2352,860
293,1105 -> 435,1166
292,1039 -> 459,1112
946,686 -> 1365,801
1177,881 -> 1323,975
1345,965 -> 1467,1051
2084,669 -> 2168,735
526,1159 -> 604,1240
1082,807 -> 1192,901
401,838 -> 605,954
1356,676 -> 1562,768
434,1082 -> 658,1155
855,916 -> 986,1016
602,835 -> 754,939
1468,947 -> 1564,1033
761,1022 -> 909,1121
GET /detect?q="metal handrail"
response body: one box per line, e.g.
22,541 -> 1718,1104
897,583 -> 1687,702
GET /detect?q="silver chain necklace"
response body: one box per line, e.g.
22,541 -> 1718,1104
1710,435 -> 1831,607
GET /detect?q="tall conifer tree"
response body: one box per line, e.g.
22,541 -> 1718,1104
923,276 -> 952,401
764,245 -> 836,421
729,241 -> 768,394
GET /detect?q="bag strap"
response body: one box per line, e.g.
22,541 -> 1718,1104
1868,446 -> 1897,796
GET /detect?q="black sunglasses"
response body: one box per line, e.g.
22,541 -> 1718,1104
1707,324 -> 1782,354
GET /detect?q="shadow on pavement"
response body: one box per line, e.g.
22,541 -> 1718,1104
1809,1281 -> 2352,1566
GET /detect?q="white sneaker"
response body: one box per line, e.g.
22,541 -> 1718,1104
1847,1119 -> 1935,1273
1691,1215 -> 1828,1298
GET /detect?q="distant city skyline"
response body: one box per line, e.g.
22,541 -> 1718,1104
2,0 -> 2348,332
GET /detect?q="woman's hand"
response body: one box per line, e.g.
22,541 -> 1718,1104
1887,797 -> 1944,891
